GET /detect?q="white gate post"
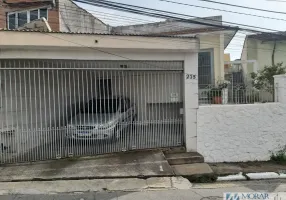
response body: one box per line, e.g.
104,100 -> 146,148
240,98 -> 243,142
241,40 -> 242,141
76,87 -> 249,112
184,53 -> 199,152
274,75 -> 286,103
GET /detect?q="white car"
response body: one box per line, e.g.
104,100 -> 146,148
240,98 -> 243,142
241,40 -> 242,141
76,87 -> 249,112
66,96 -> 136,140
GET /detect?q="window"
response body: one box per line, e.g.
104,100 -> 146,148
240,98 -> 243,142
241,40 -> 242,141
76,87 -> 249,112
198,51 -> 213,89
18,12 -> 27,27
30,10 -> 39,22
8,14 -> 16,29
40,8 -> 48,19
7,8 -> 48,29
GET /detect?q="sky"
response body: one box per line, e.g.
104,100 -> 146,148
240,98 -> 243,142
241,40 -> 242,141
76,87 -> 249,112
77,0 -> 286,60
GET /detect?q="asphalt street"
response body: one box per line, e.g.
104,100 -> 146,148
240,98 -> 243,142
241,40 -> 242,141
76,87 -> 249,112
2,180 -> 286,200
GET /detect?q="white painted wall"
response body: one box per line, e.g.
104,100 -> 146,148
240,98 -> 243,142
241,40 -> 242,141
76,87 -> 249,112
197,103 -> 286,162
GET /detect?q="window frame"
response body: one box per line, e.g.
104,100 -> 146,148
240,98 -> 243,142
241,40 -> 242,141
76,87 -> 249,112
198,49 -> 214,88
7,7 -> 49,29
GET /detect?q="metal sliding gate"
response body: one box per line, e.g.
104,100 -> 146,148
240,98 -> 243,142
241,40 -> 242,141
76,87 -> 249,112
0,60 -> 184,164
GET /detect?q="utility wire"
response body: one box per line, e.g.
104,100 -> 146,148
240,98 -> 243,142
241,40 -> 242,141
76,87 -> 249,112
158,0 -> 286,22
73,0 -> 286,34
197,0 -> 286,15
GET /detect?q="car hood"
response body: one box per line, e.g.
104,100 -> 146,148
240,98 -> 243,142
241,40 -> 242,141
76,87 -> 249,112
69,113 -> 118,126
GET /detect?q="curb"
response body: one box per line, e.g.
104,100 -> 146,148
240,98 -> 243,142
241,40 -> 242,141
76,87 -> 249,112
217,172 -> 286,181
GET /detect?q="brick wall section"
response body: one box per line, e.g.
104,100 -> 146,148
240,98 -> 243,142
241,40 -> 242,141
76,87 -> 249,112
0,2 -> 6,29
48,7 -> 59,31
0,0 -> 59,31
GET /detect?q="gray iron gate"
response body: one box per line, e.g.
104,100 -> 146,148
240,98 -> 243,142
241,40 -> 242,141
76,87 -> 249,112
0,60 -> 184,163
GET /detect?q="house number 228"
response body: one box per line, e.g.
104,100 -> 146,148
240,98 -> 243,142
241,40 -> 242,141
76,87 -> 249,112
185,74 -> 197,80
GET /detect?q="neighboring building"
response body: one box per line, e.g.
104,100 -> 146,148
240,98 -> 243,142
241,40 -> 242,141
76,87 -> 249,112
224,53 -> 231,73
112,16 -> 238,89
241,32 -> 286,74
0,0 -> 110,33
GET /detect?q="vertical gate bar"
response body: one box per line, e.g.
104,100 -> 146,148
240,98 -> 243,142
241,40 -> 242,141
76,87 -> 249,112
107,69 -> 111,153
163,71 -> 167,147
73,69 -> 77,156
85,68 -> 89,156
76,69 -> 81,156
135,71 -> 139,149
79,69 -> 83,156
171,71 -> 175,146
52,62 -> 56,159
153,71 -> 157,149
145,71 -> 149,149
173,72 -> 178,146
63,64 -> 68,158
123,69 -> 127,151
127,70 -> 131,151
149,71 -> 153,149
177,72 -> 181,145
138,70 -> 142,149
82,69 -> 86,156
117,70 -> 122,152
42,65 -> 47,161
89,62 -> 94,155
37,64 -> 42,161
33,69 -> 38,161
158,72 -> 163,148
56,63 -> 61,159
130,70 -> 133,150
110,69 -> 116,153
101,70 -> 106,153
28,68 -> 33,161
132,70 -> 137,150
18,67 -> 23,162
120,69 -> 124,151
146,71 -> 150,149
13,69 -> 18,163
23,63 -> 28,162
93,70 -> 98,155
8,69 -> 13,163
68,67 -> 72,157
47,68 -> 52,160
168,72 -> 172,147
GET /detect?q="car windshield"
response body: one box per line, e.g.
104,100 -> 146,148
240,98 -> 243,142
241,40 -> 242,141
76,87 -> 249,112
82,98 -> 120,114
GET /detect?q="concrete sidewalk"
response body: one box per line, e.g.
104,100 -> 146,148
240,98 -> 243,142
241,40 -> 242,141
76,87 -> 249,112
0,150 -> 174,182
0,177 -> 192,195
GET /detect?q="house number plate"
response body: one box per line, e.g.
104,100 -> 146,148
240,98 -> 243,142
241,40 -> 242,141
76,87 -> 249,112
185,74 -> 197,80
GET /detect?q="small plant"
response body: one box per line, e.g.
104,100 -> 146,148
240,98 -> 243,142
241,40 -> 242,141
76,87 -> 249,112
218,80 -> 230,89
207,80 -> 230,104
270,145 -> 286,163
207,88 -> 222,99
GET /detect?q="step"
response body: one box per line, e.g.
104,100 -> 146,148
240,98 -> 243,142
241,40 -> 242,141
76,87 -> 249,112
172,163 -> 213,176
165,152 -> 204,165
172,163 -> 216,182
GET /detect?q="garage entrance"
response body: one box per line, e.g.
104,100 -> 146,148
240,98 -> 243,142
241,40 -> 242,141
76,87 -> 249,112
0,60 -> 184,163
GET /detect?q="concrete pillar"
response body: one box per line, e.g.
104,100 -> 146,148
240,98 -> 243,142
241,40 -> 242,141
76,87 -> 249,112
184,52 -> 199,152
274,74 -> 286,103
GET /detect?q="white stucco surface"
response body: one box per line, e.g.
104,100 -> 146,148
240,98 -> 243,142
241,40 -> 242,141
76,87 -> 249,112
197,103 -> 286,162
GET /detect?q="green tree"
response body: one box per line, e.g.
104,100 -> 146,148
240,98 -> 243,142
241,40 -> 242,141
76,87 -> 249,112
250,62 -> 286,94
